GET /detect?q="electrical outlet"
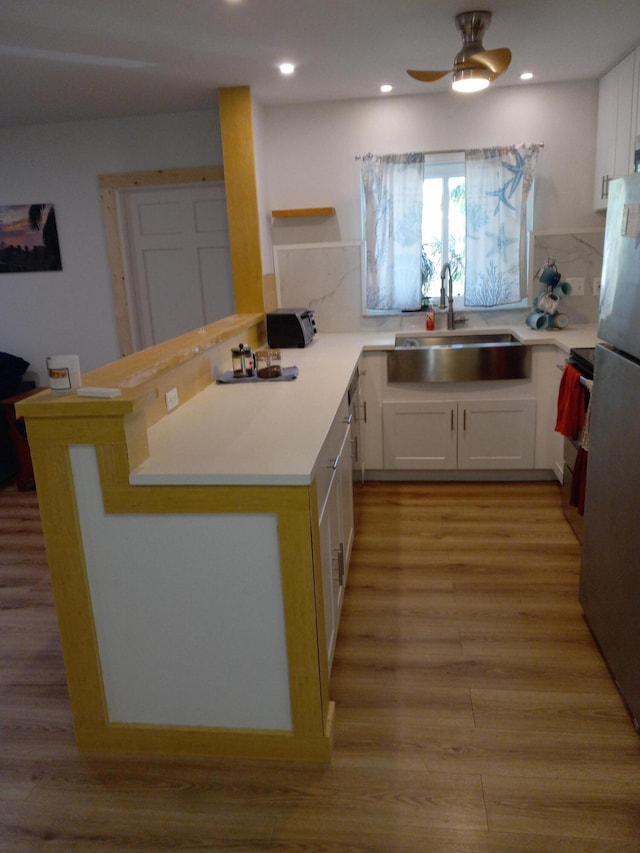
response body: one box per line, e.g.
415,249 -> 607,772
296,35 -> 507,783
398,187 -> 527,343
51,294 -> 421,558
593,277 -> 601,297
566,277 -> 585,296
165,387 -> 179,412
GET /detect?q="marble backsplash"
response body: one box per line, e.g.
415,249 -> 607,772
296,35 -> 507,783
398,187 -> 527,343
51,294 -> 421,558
273,229 -> 604,333
528,229 -> 604,325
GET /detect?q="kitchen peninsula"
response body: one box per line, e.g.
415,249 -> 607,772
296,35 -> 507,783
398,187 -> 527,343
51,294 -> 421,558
17,313 -> 367,763
18,314 -> 597,763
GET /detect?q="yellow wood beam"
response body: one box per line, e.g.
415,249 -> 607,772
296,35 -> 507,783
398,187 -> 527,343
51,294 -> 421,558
218,86 -> 265,315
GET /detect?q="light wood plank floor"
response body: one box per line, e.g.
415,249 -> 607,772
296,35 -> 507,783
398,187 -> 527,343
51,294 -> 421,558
1,479 -> 639,851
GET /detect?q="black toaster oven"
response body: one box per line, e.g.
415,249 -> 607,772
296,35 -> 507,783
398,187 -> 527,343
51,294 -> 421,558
266,308 -> 316,348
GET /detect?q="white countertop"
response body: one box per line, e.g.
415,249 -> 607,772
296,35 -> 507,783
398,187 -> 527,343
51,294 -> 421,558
131,335 -> 367,487
130,325 -> 599,487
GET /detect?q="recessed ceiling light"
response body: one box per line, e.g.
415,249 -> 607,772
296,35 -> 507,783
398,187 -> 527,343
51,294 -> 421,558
279,63 -> 295,76
380,84 -> 393,94
520,72 -> 534,81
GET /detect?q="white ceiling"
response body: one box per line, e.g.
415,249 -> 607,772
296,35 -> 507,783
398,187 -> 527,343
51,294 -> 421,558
2,0 -> 640,128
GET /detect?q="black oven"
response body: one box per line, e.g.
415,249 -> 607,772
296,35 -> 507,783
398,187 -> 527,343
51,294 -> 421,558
561,348 -> 595,543
567,347 -> 595,380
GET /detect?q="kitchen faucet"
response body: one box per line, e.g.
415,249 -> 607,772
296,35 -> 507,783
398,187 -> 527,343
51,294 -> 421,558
440,263 -> 458,330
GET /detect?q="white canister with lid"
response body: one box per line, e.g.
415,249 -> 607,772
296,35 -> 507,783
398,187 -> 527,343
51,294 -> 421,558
46,354 -> 82,393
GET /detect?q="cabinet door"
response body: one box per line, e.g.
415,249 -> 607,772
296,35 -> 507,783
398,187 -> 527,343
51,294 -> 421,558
458,399 -> 536,469
594,66 -> 618,209
613,53 -> 636,178
359,352 -> 384,470
633,46 -> 640,173
338,423 -> 354,576
382,401 -> 457,469
594,52 -> 636,209
317,420 -> 353,672
318,470 -> 342,670
350,378 -> 364,485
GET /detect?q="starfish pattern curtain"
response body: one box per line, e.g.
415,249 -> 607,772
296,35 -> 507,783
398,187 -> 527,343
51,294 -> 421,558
360,152 -> 425,312
464,144 -> 542,306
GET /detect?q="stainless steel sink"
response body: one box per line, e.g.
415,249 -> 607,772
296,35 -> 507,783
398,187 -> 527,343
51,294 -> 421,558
388,332 -> 531,382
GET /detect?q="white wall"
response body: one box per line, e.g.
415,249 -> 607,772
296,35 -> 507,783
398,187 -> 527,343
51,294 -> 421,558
0,110 -> 222,380
0,81 -> 604,380
265,81 -> 604,246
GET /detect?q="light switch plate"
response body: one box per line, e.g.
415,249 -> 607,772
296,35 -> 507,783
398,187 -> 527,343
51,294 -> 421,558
566,277 -> 585,296
165,387 -> 179,412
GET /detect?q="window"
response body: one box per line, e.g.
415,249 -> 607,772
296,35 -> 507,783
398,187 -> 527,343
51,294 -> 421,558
360,145 -> 541,315
421,155 -> 465,302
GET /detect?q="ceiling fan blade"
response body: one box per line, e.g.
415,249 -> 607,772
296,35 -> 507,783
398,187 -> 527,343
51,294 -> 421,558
468,47 -> 511,76
407,68 -> 451,83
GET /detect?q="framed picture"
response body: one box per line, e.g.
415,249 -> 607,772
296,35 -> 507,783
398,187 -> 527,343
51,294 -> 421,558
0,204 -> 62,273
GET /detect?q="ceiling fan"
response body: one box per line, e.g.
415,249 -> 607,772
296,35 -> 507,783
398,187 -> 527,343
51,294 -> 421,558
408,10 -> 511,93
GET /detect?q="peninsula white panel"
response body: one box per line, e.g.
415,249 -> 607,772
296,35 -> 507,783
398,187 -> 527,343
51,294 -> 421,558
70,445 -> 291,731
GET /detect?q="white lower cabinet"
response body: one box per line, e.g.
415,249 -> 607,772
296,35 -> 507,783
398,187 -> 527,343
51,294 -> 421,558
316,403 -> 354,670
383,398 -> 536,470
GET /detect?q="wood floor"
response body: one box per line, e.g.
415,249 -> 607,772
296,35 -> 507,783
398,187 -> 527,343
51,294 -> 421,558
1,479 -> 639,851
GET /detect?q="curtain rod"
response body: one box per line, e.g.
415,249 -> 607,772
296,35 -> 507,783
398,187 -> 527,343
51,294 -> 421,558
355,143 -> 545,160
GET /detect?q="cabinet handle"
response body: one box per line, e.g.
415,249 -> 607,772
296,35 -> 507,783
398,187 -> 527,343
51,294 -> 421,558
343,413 -> 353,425
463,409 -> 467,431
332,544 -> 345,585
450,408 -> 454,431
361,401 -> 367,424
329,453 -> 341,470
602,174 -> 610,199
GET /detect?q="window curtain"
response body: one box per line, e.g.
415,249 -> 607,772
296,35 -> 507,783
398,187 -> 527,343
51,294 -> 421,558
464,144 -> 541,307
361,153 -> 425,312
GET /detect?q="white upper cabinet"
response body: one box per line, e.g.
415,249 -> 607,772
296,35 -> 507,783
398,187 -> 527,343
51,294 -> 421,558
634,49 -> 640,171
594,48 -> 638,210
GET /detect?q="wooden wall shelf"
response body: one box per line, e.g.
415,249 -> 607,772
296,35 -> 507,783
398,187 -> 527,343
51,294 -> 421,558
271,207 -> 335,219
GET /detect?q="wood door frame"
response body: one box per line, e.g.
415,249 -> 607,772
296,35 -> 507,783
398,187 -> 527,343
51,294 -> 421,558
99,166 -> 224,357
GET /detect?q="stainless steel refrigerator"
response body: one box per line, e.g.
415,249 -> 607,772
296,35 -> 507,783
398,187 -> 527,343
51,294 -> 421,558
580,173 -> 640,732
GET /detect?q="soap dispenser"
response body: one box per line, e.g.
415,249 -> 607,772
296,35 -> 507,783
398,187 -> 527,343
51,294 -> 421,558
425,301 -> 435,331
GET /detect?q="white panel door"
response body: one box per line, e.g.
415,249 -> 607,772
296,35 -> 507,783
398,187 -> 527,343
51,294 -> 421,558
123,183 -> 235,349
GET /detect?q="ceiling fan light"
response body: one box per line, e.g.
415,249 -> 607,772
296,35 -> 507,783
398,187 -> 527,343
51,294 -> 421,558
451,67 -> 491,93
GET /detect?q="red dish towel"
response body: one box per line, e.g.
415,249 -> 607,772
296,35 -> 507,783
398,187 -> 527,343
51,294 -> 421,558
555,364 -> 587,440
